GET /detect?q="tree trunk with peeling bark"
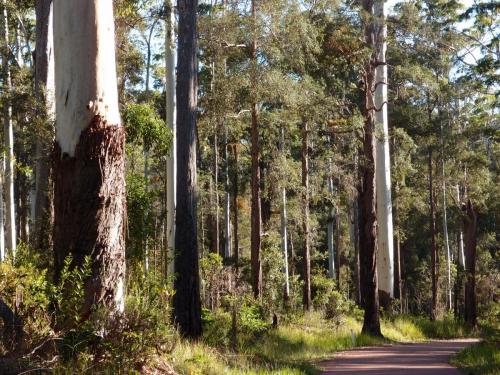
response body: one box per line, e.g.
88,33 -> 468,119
53,0 -> 126,318
360,0 -> 382,337
173,0 -> 202,338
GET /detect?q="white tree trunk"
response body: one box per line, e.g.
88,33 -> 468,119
327,160 -> 336,279
279,128 -> 290,297
440,127 -> 452,310
165,0 -> 176,276
54,0 -> 124,313
2,0 -> 16,258
456,184 -> 465,269
224,128 -> 231,258
54,0 -> 121,156
374,0 -> 394,301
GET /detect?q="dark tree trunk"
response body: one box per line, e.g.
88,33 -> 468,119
354,165 -> 362,306
232,145 -> 239,268
0,298 -> 23,352
335,212 -> 341,288
173,0 -> 202,338
250,0 -> 262,300
53,116 -> 126,319
463,199 -> 477,327
360,0 -> 382,337
34,0 -> 53,252
260,164 -> 271,228
301,120 -> 311,311
393,189 -> 402,310
428,150 -> 439,321
250,102 -> 262,299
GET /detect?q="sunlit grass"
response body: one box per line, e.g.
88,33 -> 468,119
451,340 -> 500,375
167,313 -> 476,374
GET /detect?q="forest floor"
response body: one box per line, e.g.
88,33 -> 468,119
319,339 -> 480,375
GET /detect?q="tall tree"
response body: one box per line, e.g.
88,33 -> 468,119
173,0 -> 202,337
250,0 -> 262,299
359,0 -> 381,337
53,0 -> 126,316
2,0 -> 16,257
463,200 -> 477,327
373,0 -> 394,310
33,0 -> 55,252
428,149 -> 439,321
302,120 -> 311,311
165,0 -> 176,276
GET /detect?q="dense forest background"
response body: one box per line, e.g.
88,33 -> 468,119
0,0 -> 498,374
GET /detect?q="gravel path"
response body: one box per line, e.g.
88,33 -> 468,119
320,339 -> 479,375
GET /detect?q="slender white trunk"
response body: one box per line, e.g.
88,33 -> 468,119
3,0 -> 16,257
327,158 -> 336,279
281,186 -> 290,297
15,23 -> 22,66
456,184 -> 465,269
165,0 -> 176,276
440,126 -> 452,310
279,128 -> 290,297
224,128 -> 231,258
374,0 -> 394,299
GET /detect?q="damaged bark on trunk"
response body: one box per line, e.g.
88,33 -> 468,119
53,116 -> 126,318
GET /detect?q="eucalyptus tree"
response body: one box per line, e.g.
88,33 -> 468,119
165,0 -> 176,276
2,0 -> 16,258
53,0 -> 126,316
33,0 -> 55,252
359,0 -> 382,336
373,0 -> 394,310
173,0 -> 202,337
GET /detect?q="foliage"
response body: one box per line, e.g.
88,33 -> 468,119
122,102 -> 171,155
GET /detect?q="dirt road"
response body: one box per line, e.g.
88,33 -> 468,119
320,339 -> 478,375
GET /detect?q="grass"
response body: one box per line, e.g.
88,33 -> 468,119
451,341 -> 500,375
167,312 -> 473,374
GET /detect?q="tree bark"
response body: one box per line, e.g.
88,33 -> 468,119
250,0 -> 262,300
53,0 -> 126,318
173,0 -> 202,338
2,0 -> 16,257
232,144 -> 239,268
301,120 -> 311,311
33,0 -> 55,252
279,128 -> 290,300
373,0 -> 394,311
224,128 -> 231,259
463,199 -> 477,327
165,0 -> 176,277
428,150 -> 439,321
360,0 -> 382,337
327,141 -> 336,280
